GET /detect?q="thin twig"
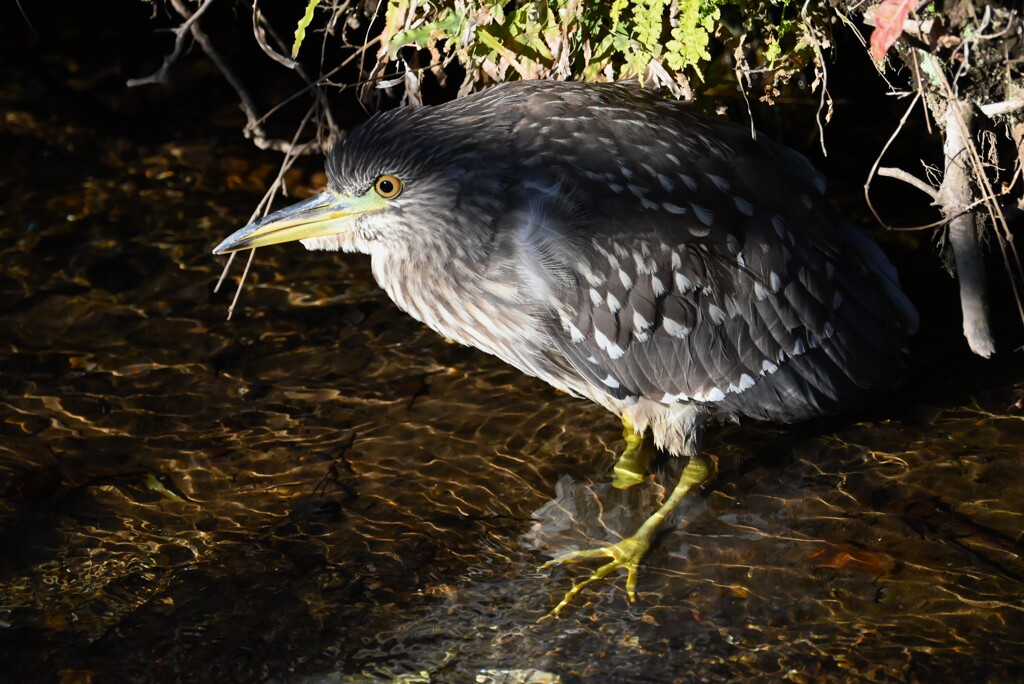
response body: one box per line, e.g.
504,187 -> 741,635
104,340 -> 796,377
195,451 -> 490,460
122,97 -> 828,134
227,249 -> 256,321
127,0 -> 218,87
213,251 -> 237,294
734,52 -> 757,141
258,35 -> 383,131
216,103 -> 320,319
255,6 -> 339,141
864,91 -> 922,230
886,193 -> 1022,231
800,12 -> 832,157
251,1 -> 300,69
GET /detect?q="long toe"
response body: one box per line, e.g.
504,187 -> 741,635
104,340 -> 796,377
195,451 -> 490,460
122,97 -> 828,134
539,534 -> 652,620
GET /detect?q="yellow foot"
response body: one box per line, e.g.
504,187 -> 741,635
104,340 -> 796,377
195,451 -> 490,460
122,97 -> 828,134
539,454 -> 713,620
539,533 -> 652,620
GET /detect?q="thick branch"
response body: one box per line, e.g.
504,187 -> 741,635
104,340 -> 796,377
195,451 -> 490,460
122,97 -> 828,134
940,102 -> 995,357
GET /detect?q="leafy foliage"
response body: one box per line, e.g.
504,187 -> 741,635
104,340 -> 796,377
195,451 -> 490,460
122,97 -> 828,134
370,0 -> 831,99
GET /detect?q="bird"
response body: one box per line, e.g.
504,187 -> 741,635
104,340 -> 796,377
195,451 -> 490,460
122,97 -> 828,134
213,79 -> 918,617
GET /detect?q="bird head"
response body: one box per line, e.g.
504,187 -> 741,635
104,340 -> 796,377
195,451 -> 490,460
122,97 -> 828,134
213,97 -> 515,259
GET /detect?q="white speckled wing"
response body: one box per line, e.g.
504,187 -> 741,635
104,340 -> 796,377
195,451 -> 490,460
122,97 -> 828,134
497,82 -> 917,423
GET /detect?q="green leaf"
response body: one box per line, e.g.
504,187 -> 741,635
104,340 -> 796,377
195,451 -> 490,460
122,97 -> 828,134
292,0 -> 322,59
388,7 -> 464,56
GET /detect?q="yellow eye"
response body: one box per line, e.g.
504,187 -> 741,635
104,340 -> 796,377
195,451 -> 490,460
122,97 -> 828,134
374,174 -> 403,199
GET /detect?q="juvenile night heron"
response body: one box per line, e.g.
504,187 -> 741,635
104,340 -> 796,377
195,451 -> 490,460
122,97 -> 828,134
214,80 -> 918,616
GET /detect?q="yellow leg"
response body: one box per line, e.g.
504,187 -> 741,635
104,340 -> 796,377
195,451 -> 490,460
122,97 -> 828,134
540,454 -> 714,620
611,414 -> 652,490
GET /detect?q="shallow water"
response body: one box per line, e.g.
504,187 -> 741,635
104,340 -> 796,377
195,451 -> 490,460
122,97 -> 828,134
2,8 -> 1023,683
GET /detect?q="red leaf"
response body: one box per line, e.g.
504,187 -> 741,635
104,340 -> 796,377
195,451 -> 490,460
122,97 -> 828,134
870,0 -> 915,62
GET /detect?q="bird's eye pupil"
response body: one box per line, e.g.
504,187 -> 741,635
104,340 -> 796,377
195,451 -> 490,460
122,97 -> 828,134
379,179 -> 393,193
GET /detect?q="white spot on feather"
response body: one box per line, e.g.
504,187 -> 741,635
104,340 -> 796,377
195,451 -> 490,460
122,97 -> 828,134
762,359 -> 778,374
675,272 -> 694,292
663,202 -> 687,215
602,374 -> 621,389
707,303 -> 726,324
619,269 -> 633,290
734,196 -> 754,216
690,204 -> 714,226
662,317 -> 689,338
771,215 -> 787,239
689,225 -> 711,238
607,292 -> 622,313
707,174 -> 730,192
705,387 -> 725,402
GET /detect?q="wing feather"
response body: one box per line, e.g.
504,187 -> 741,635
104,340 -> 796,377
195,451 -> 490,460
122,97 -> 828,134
498,82 -> 916,422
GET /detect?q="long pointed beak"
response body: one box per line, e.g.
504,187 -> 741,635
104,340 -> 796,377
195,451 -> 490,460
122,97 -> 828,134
213,191 -> 381,255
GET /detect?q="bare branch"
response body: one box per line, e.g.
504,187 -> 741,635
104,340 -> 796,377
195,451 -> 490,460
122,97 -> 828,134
252,1 -> 300,70
127,0 -> 218,87
878,166 -> 940,200
979,98 -> 1024,118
